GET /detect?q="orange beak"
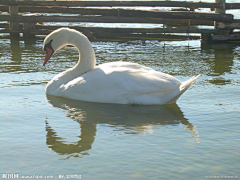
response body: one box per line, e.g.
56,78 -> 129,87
43,47 -> 54,66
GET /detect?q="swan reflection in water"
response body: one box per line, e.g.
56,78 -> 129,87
46,95 -> 199,159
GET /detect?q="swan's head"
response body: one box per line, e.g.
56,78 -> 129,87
43,28 -> 76,66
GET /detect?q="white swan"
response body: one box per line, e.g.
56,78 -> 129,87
43,28 -> 200,105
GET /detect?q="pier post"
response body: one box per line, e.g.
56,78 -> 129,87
23,14 -> 36,40
9,5 -> 20,40
212,0 -> 231,42
21,0 -> 36,40
214,0 -> 226,29
202,0 -> 226,42
201,33 -> 212,42
215,0 -> 226,14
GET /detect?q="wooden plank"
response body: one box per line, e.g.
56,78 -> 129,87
66,27 -> 228,35
0,9 -> 233,23
216,20 -> 240,29
0,5 -> 8,12
0,14 -> 159,23
0,21 -> 214,29
0,6 -> 215,26
0,23 -> 9,28
0,24 -> 229,35
212,33 -> 240,41
0,27 -> 200,40
116,9 -> 233,23
0,28 -> 201,40
1,0 -> 240,9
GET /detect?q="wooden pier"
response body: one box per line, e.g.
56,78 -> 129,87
0,0 -> 240,42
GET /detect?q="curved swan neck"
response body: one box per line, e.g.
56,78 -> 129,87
68,32 -> 96,75
46,29 -> 96,95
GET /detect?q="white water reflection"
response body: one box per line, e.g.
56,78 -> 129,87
46,95 -> 199,158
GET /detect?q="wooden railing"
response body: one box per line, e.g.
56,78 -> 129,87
0,0 -> 240,42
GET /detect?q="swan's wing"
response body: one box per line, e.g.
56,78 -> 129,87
99,61 -> 181,92
62,62 -> 181,103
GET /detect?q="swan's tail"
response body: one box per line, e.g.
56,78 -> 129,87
166,74 -> 201,104
180,74 -> 201,92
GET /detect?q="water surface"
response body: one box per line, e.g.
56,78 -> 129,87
0,38 -> 239,179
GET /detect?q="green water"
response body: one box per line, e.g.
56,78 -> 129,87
0,38 -> 239,179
